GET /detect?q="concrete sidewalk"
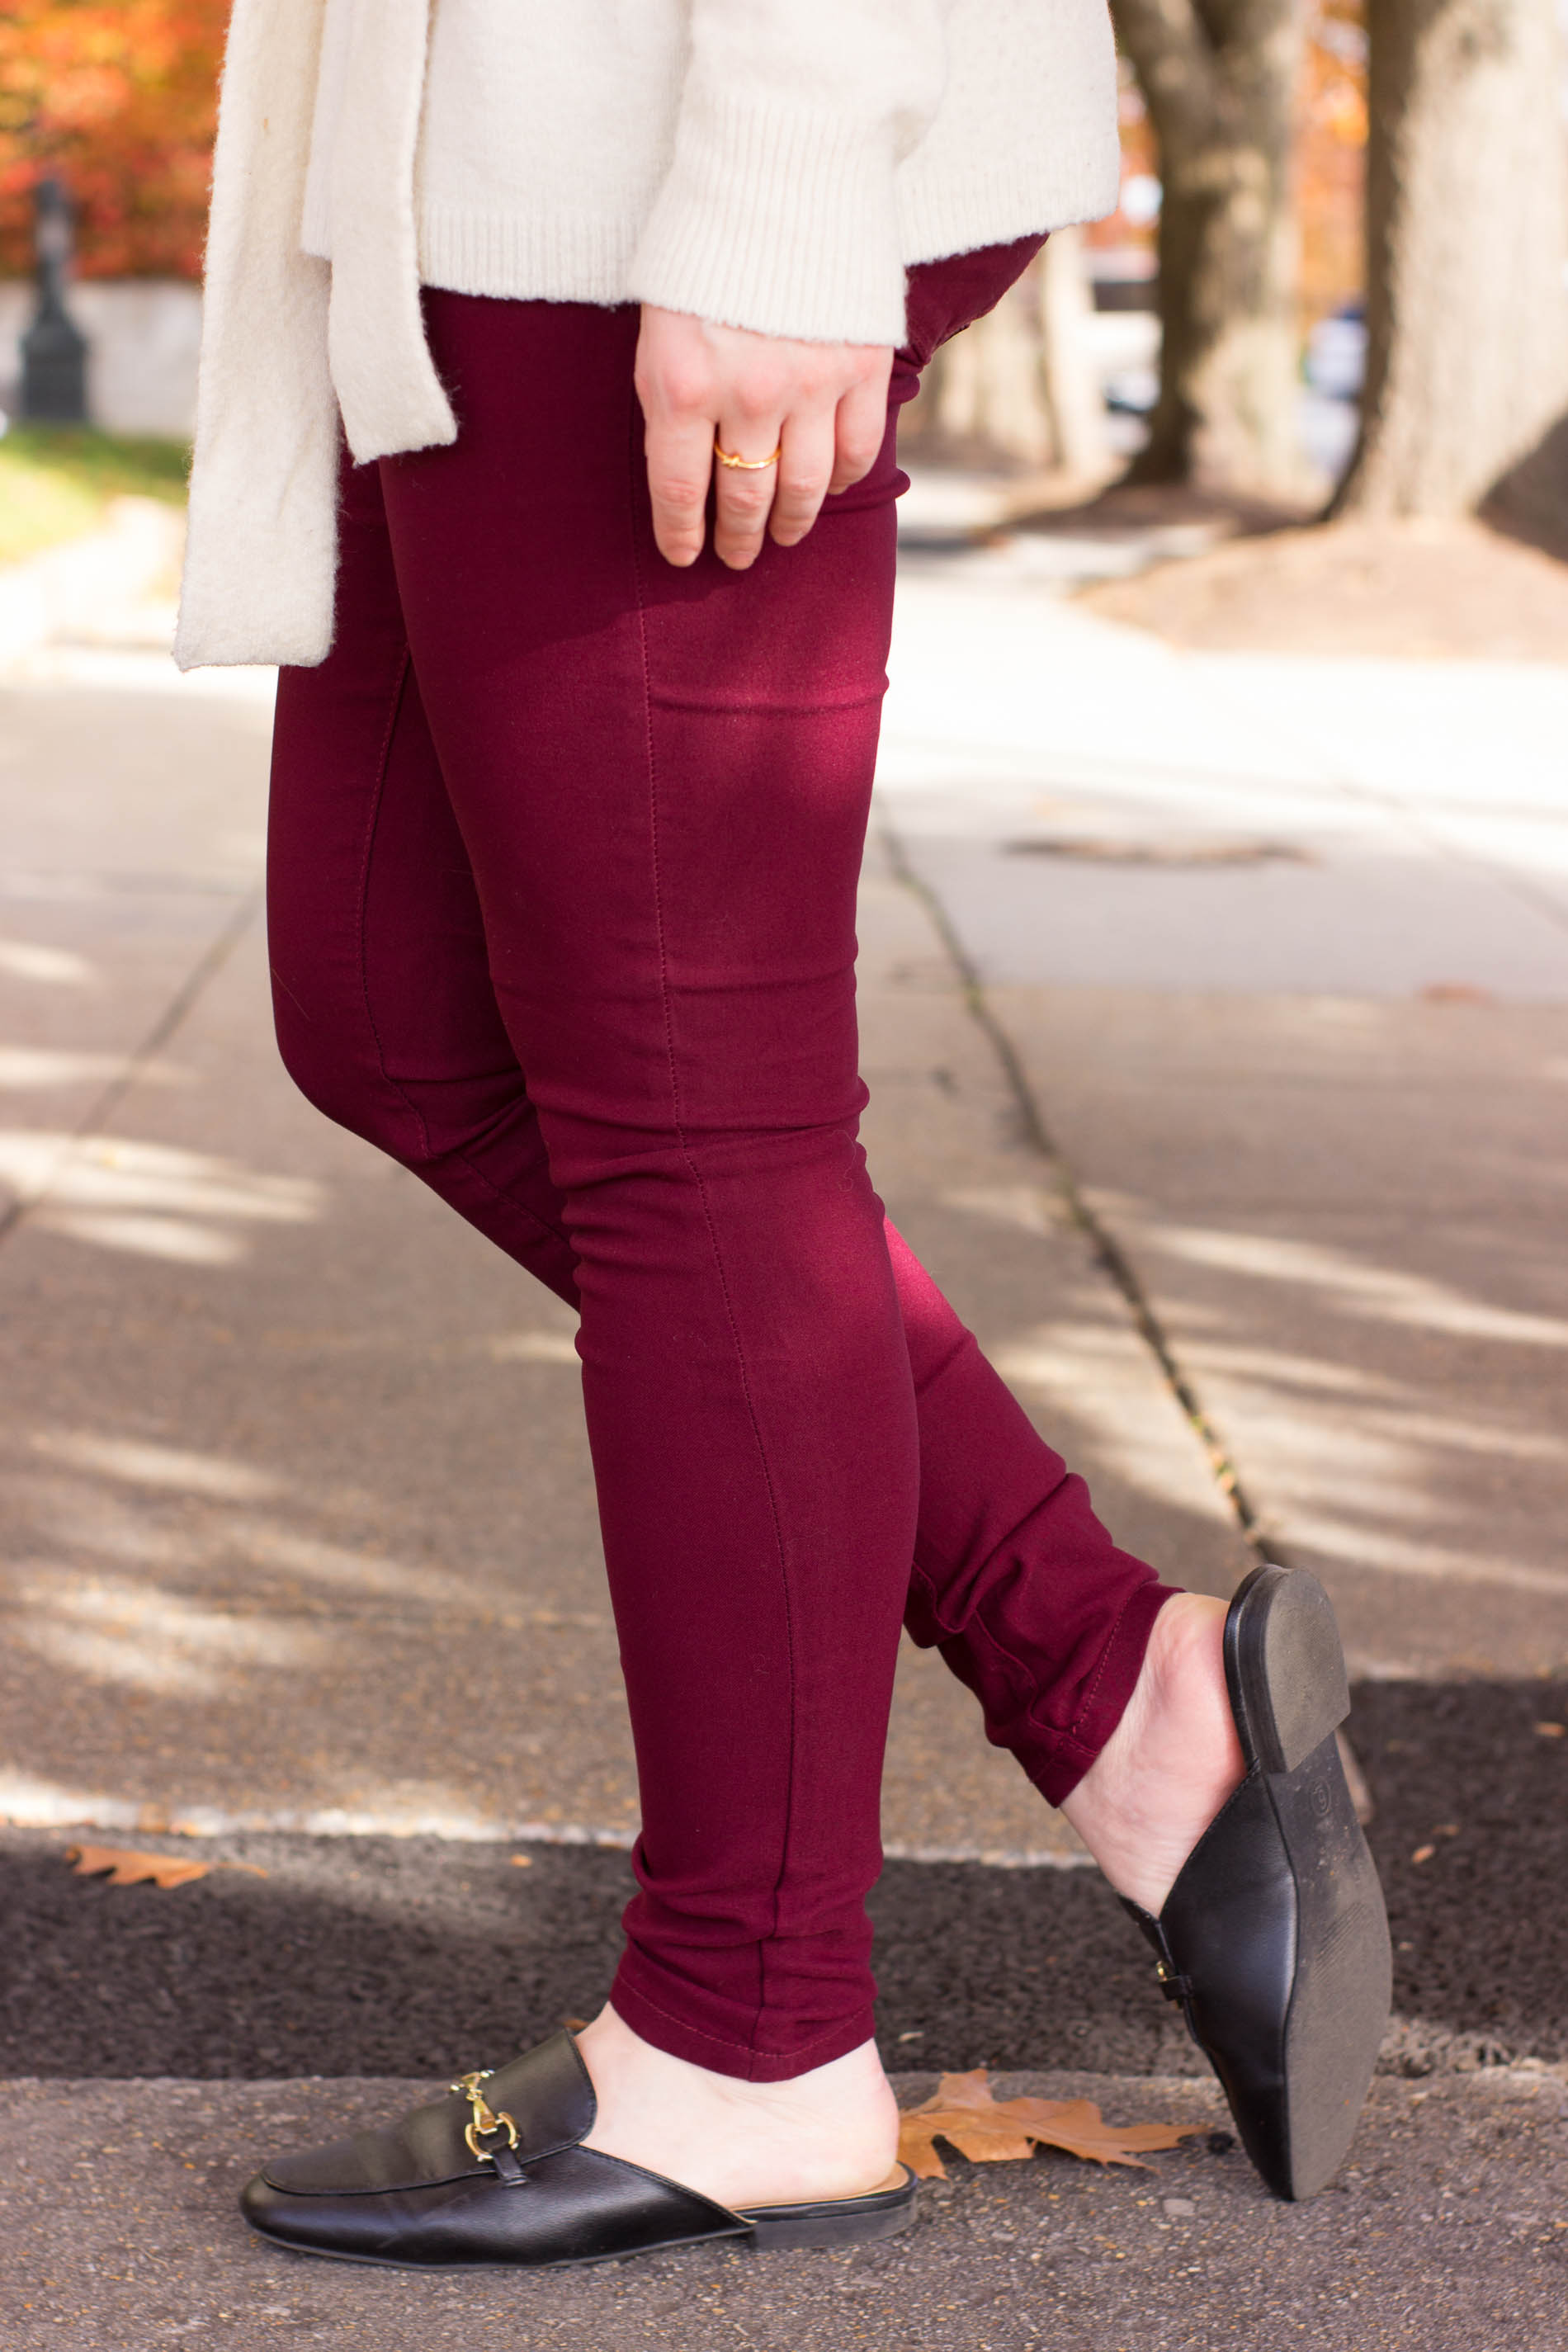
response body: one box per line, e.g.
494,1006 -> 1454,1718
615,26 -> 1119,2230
2,541 -> 1566,2345
0,660 -> 1243,1866
881,548 -> 1568,1684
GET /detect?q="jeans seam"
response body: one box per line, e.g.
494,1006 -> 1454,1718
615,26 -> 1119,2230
907,1322 -> 975,1401
1070,1585 -> 1140,1745
645,689 -> 885,718
437,1141 -> 579,1268
628,426 -> 800,2054
418,1069 -> 579,1260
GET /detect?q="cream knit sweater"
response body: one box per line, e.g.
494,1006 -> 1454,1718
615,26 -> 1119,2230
176,0 -> 1120,672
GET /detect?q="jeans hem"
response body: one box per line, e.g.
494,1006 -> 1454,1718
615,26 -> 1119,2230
610,1964 -> 876,2084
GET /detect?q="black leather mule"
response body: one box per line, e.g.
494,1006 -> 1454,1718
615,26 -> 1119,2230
1124,1564 -> 1391,2201
240,2030 -> 916,2269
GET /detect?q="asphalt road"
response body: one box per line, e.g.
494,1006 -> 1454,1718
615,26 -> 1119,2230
8,2068 -> 1566,2352
5,1677 -> 1564,2085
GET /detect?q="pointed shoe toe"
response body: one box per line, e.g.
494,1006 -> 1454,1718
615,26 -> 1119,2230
239,2168 -> 297,2244
1126,1565 -> 1391,2201
238,2031 -> 917,2269
239,2163 -> 413,2263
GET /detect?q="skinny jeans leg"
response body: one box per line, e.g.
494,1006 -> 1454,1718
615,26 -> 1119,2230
267,267 -> 1174,2080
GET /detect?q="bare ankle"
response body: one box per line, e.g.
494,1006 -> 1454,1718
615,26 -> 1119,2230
1061,1590 -> 1244,1915
576,2007 -> 900,2212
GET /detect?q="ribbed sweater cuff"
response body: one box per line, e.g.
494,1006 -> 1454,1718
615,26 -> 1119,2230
628,89 -> 908,347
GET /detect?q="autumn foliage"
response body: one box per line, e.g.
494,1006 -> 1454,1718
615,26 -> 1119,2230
1297,0 -> 1367,324
2,0 -> 1366,308
0,0 -> 227,280
898,2070 -> 1199,2180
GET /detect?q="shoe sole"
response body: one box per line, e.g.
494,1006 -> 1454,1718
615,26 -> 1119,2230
244,2184 -> 918,2270
739,2184 -> 919,2252
1227,1565 -> 1392,2199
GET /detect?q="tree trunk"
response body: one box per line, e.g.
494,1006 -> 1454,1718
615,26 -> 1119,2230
1112,0 -> 1306,493
928,264 -> 1056,462
1334,0 -> 1568,517
1038,227 -> 1114,481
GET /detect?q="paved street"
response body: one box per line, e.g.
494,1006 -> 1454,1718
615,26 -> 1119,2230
2,512 -> 1566,2345
7,2071 -> 1566,2351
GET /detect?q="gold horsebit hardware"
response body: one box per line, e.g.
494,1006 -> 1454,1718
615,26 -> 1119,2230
450,2068 -> 521,2163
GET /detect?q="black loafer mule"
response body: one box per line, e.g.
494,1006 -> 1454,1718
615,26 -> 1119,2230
239,2030 -> 917,2269
1123,1564 -> 1391,2201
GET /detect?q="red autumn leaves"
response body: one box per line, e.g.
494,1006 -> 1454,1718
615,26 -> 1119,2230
0,1 -> 228,279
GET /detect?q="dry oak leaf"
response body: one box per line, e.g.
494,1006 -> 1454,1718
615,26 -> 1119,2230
66,1844 -> 212,1889
64,1844 -> 267,1890
898,2069 -> 1199,2181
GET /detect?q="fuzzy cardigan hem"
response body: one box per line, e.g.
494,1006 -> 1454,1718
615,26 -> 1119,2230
175,0 -> 1120,673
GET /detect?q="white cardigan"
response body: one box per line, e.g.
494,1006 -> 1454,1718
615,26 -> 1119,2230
175,0 -> 1120,672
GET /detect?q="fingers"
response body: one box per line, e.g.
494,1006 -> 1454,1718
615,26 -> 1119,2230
711,405 -> 786,570
641,406 -> 717,569
767,405 -> 837,550
828,353 -> 893,496
635,309 -> 719,567
634,308 -> 894,569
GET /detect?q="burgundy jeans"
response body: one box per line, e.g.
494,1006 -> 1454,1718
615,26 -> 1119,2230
267,243 -> 1175,2081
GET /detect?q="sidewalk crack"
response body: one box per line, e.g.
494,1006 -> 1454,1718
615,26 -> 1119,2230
879,817 -> 1272,1561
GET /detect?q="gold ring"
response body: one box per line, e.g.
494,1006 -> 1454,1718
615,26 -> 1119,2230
714,440 -> 782,471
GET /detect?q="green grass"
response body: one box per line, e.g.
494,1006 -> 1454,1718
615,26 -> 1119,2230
0,424 -> 190,565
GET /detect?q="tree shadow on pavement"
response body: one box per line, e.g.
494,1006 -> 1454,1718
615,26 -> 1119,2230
2,1679 -> 1562,2082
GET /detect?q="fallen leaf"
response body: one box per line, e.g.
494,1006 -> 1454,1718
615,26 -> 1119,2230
1411,1844 -> 1436,1865
1535,1721 -> 1565,1740
897,2068 -> 1199,2181
560,2015 -> 589,2033
508,1854 -> 535,1868
66,1844 -> 211,1890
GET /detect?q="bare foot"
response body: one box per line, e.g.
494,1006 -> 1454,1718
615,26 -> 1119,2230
1061,1591 -> 1246,1916
576,2004 -> 900,2213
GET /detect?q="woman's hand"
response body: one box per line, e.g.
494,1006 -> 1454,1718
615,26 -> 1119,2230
635,306 -> 893,570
